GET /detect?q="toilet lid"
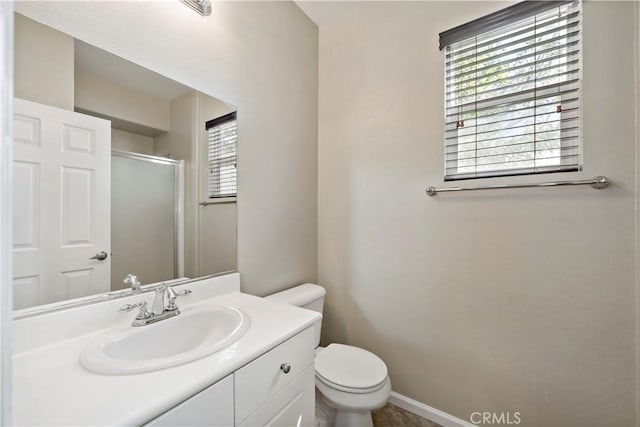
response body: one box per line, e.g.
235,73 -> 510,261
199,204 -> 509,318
315,344 -> 388,390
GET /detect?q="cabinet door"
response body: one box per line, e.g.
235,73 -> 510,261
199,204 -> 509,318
235,327 -> 315,422
144,375 -> 234,426
238,366 -> 314,427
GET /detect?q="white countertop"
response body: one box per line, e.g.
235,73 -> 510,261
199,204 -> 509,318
12,278 -> 320,426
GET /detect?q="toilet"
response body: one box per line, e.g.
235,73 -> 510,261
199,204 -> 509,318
265,283 -> 391,427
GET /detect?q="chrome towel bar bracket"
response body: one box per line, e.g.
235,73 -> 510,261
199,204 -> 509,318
426,176 -> 610,196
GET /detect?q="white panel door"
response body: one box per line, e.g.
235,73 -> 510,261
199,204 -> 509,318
12,98 -> 111,309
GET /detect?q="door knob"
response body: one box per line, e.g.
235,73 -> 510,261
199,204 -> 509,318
280,363 -> 291,374
89,251 -> 108,261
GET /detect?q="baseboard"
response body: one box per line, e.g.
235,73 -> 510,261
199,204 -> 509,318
388,391 -> 475,427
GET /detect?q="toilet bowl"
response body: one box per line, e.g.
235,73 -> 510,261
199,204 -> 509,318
265,284 -> 391,427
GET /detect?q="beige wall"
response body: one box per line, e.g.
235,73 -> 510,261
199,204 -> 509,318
318,2 -> 637,426
14,13 -> 73,110
153,91 -> 195,162
75,68 -> 170,133
111,129 -> 153,155
154,91 -> 198,277
637,1 -> 640,420
14,1 -> 319,295
153,90 -> 239,278
197,93 -> 237,276
198,203 -> 237,275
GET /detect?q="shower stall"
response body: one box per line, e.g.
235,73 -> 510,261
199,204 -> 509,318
111,151 -> 184,291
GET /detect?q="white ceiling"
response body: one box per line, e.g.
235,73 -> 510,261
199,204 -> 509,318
74,39 -> 191,101
295,1 -> 361,27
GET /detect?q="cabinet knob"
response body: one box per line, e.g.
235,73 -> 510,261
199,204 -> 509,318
280,363 -> 291,374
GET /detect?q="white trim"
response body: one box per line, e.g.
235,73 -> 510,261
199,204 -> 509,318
193,92 -> 201,276
0,2 -> 12,424
388,391 -> 476,427
176,159 -> 185,278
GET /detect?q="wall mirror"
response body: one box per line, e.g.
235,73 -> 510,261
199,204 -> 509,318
12,13 -> 238,313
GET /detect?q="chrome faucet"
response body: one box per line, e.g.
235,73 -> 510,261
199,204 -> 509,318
120,284 -> 192,327
123,274 -> 141,291
151,285 -> 169,315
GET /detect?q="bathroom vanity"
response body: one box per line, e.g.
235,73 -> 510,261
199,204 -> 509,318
147,328 -> 315,426
12,273 -> 321,426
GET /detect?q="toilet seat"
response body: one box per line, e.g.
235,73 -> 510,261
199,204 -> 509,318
315,344 -> 388,394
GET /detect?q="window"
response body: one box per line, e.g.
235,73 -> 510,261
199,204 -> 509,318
439,0 -> 582,180
206,111 -> 237,198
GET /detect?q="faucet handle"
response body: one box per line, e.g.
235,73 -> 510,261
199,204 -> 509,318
166,289 -> 192,311
123,274 -> 141,291
119,300 -> 152,320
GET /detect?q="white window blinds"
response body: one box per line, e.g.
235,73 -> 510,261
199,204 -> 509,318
441,0 -> 582,181
206,112 -> 237,198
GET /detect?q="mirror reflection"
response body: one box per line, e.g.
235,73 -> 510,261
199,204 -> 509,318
12,14 -> 238,310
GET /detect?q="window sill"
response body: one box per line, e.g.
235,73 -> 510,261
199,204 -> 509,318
199,197 -> 237,206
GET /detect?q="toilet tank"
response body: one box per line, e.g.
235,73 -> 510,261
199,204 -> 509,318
264,283 -> 326,347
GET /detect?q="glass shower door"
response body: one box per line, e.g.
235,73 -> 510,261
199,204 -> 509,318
111,151 -> 182,291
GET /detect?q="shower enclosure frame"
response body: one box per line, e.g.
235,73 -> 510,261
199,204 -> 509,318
111,150 -> 185,279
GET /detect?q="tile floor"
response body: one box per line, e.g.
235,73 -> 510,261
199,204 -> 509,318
372,403 -> 443,427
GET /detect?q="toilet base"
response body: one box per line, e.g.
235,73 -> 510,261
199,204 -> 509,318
334,410 -> 373,427
315,396 -> 335,427
316,394 -> 374,427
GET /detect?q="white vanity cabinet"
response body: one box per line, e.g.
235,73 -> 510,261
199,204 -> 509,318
235,325 -> 315,426
145,326 -> 315,427
145,375 -> 234,426
238,366 -> 314,427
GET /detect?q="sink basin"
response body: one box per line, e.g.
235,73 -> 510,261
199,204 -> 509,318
80,305 -> 249,375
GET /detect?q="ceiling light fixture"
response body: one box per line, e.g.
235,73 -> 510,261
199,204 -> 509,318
181,0 -> 212,16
